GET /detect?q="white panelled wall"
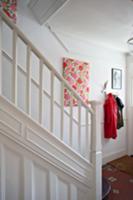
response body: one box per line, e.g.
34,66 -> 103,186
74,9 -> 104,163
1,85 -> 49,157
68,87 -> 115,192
0,87 -> 95,200
0,136 -> 91,200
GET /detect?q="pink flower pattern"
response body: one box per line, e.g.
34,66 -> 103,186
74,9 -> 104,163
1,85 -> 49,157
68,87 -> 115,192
63,58 -> 90,106
0,0 -> 17,23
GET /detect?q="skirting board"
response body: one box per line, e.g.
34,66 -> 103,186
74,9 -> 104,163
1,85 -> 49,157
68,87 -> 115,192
102,149 -> 127,165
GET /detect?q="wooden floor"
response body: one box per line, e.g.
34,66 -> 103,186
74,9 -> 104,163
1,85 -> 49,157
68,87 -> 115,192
109,155 -> 133,176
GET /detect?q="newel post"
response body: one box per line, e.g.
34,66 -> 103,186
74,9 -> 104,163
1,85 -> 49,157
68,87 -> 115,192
91,101 -> 102,200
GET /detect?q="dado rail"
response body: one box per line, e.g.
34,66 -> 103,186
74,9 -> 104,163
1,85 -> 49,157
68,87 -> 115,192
0,11 -> 102,200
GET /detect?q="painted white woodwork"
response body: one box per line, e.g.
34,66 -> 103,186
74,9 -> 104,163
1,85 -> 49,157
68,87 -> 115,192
17,67 -> 27,112
0,11 -> 102,199
2,21 -> 13,58
12,30 -> 17,104
31,81 -> 39,121
91,101 -> 102,200
69,92 -> 73,146
0,95 -> 93,183
0,95 -> 102,199
39,59 -> 43,124
50,71 -> 54,133
28,0 -> 69,25
0,96 -> 94,199
0,134 -> 93,200
61,82 -> 64,140
1,54 -> 13,101
17,37 -> 27,71
0,11 -> 93,159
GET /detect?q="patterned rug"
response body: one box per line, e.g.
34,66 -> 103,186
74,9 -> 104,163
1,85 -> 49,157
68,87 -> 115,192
103,164 -> 133,200
109,155 -> 133,176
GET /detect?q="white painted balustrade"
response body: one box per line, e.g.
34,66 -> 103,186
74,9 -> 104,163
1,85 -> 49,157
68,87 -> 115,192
0,11 -> 94,159
0,11 -> 102,200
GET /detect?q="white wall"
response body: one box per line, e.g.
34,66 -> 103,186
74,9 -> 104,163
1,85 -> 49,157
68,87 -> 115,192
16,0 -> 127,163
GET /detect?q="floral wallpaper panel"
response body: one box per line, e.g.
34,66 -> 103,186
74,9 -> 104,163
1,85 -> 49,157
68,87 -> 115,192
0,0 -> 17,22
63,58 -> 90,106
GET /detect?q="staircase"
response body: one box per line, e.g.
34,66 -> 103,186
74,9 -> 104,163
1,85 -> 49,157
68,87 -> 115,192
0,11 -> 102,200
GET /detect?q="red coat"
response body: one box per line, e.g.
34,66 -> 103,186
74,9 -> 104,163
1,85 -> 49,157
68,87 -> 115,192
104,93 -> 118,139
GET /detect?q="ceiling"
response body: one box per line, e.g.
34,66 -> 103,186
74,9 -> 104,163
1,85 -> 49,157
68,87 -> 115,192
29,0 -> 133,52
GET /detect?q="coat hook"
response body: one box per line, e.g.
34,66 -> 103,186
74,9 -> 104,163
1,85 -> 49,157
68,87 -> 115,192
101,80 -> 108,94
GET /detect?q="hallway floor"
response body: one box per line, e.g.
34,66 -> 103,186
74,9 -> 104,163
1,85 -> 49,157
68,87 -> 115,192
103,163 -> 133,200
